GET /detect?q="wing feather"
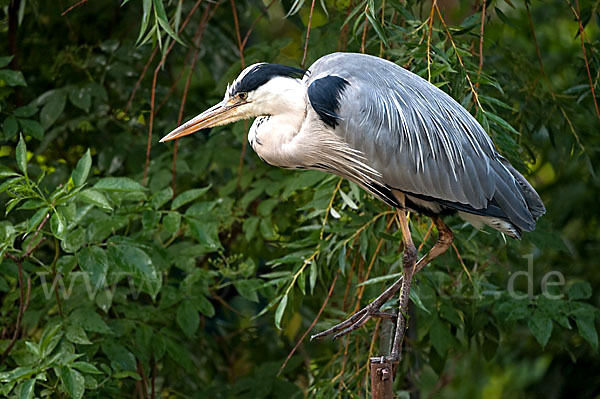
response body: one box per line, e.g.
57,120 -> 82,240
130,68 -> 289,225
305,52 -> 543,231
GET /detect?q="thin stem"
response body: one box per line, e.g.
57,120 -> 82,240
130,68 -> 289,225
360,4 -> 369,53
61,0 -> 88,16
302,0 -> 317,68
143,0 -> 205,184
0,255 -> 32,364
277,271 -> 339,376
477,0 -> 486,85
571,0 -> 600,125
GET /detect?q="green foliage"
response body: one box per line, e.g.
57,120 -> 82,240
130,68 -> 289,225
1,0 -> 599,398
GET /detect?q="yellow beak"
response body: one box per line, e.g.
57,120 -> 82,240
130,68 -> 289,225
159,99 -> 246,142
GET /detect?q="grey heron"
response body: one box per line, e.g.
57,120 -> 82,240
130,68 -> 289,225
160,52 -> 545,361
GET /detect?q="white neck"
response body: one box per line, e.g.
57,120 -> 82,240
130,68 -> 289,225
247,77 -> 307,168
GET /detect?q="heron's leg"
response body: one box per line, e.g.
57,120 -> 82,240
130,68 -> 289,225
387,215 -> 453,362
310,215 -> 454,342
388,207 -> 417,361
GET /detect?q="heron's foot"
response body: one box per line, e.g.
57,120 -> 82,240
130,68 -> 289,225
310,276 -> 405,341
310,304 -> 397,341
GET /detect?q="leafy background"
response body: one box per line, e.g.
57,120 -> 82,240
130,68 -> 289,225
0,0 -> 599,398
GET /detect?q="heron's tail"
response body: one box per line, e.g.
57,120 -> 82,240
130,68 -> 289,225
483,157 -> 545,238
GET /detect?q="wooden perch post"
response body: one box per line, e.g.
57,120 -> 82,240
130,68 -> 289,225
370,357 -> 394,399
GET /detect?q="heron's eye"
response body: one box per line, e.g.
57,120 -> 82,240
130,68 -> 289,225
238,92 -> 248,101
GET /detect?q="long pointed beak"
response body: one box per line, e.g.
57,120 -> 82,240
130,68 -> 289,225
159,100 -> 243,142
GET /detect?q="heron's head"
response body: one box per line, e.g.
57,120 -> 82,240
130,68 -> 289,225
160,63 -> 305,142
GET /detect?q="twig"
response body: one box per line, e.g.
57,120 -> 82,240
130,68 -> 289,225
525,1 -> 554,99
137,361 -> 149,399
61,0 -> 88,16
426,0 -> 437,81
356,216 -> 395,300
571,0 -> 600,125
277,271 -> 339,376
230,0 -> 248,188
360,4 -> 369,54
434,3 -> 483,111
301,0 -> 317,68
126,47 -> 159,113
172,4 -> 215,192
143,0 -> 205,184
241,0 -> 277,50
151,361 -> 157,399
379,0 -> 386,57
452,243 -> 473,284
417,222 -> 434,252
127,0 -> 203,113
0,255 -> 32,364
230,0 -> 245,68
476,0 -> 486,85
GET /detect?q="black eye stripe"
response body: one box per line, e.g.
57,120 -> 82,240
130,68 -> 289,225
230,64 -> 305,96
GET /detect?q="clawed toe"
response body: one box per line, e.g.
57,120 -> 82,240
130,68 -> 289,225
310,305 -> 399,341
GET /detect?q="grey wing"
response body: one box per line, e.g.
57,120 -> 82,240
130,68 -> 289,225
305,52 -> 542,231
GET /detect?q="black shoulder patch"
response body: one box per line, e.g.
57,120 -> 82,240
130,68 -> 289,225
307,75 -> 350,128
231,64 -> 305,95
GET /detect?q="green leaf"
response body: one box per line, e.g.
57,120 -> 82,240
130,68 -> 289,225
0,55 -> 13,68
257,198 -> 278,216
234,279 -> 261,302
78,246 -> 109,288
3,116 -> 18,139
0,165 -> 17,178
66,324 -> 93,345
163,212 -> 181,235
339,189 -> 358,209
14,104 -> 38,118
16,134 -> 27,174
193,294 -> 215,317
107,245 -> 161,299
486,112 -> 520,135
243,216 -> 259,241
69,86 -> 92,112
59,367 -> 85,399
575,314 -> 598,349
430,318 -> 454,356
57,255 -> 77,274
18,379 -> 35,399
18,199 -> 44,210
94,177 -> 146,192
18,119 -> 43,140
50,211 -> 66,239
27,207 -> 49,233
151,186 -> 173,209
62,227 -> 86,253
40,90 -> 66,129
0,69 -> 26,86
101,340 -> 137,372
153,0 -> 185,46
528,311 -> 553,347
568,281 -> 592,300
365,8 -> 388,47
171,186 -> 211,210
71,361 -> 102,375
186,218 -> 221,251
571,303 -> 599,349
112,371 -> 141,380
177,300 -> 199,337
69,308 -> 112,334
309,261 -> 317,294
136,0 -> 152,44
275,295 -> 288,330
78,189 -> 113,211
72,149 -> 92,186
